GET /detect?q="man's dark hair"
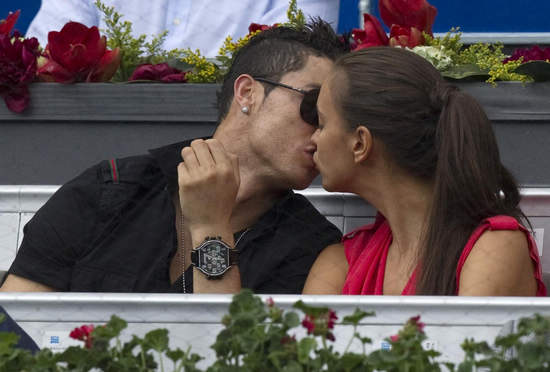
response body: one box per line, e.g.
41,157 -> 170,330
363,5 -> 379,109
217,18 -> 349,121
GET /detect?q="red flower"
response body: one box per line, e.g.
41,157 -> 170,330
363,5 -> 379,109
351,14 -> 389,50
129,63 -> 187,83
302,315 -> 316,334
0,10 -> 20,35
390,334 -> 400,342
266,297 -> 275,307
37,22 -> 120,83
327,310 -> 338,329
69,324 -> 95,349
248,23 -> 279,35
389,25 -> 424,48
408,315 -> 425,333
503,45 -> 550,64
0,31 -> 40,112
379,0 -> 437,35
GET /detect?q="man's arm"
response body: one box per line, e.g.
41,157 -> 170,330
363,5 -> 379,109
178,139 -> 242,293
0,274 -> 56,292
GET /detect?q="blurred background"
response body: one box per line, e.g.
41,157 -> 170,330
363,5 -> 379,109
3,0 -> 550,37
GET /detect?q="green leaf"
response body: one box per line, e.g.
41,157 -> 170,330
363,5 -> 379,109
292,300 -> 329,317
143,328 -> 169,352
441,64 -> 490,80
283,312 -> 300,328
281,360 -> 304,372
297,338 -> 317,364
342,308 -> 375,326
514,60 -> 550,82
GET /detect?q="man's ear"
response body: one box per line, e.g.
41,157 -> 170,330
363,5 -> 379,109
352,125 -> 373,163
233,74 -> 256,111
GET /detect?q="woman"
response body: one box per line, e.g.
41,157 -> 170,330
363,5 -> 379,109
303,47 -> 546,296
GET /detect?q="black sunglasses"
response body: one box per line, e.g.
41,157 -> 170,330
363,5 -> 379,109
253,77 -> 320,127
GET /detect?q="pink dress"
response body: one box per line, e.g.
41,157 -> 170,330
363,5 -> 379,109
341,214 -> 546,296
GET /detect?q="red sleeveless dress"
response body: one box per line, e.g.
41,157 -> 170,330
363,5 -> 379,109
341,215 -> 546,296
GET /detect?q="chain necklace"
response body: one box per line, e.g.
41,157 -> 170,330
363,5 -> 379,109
179,208 -> 249,293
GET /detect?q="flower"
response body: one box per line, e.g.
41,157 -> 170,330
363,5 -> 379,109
37,22 -> 120,83
379,0 -> 437,35
389,25 -> 423,48
408,315 -> 425,333
0,31 -> 40,112
248,23 -> 279,35
351,14 -> 389,50
69,324 -> 95,349
327,310 -> 338,329
0,10 -> 20,35
390,334 -> 400,342
503,45 -> 550,64
266,297 -> 275,307
129,63 -> 187,82
302,315 -> 316,334
409,45 -> 452,69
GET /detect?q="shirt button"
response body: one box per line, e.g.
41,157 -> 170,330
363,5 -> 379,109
173,18 -> 181,25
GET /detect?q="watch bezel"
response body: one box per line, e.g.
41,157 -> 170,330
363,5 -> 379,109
191,238 -> 234,278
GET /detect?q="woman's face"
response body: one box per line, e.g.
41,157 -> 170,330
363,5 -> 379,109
311,77 -> 356,192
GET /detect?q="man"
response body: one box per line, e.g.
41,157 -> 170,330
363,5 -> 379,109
1,20 -> 347,293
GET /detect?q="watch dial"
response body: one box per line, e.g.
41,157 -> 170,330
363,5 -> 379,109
200,242 -> 229,275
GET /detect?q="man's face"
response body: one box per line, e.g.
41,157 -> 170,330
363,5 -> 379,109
248,55 -> 334,190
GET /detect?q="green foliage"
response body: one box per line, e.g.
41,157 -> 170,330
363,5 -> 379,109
423,28 -> 535,84
94,0 -> 188,82
3,291 -> 550,370
284,0 -> 306,29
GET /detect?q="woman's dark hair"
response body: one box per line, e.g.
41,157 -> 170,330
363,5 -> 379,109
333,47 -> 527,295
217,18 -> 349,122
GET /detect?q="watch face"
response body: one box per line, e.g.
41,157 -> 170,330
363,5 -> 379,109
198,241 -> 229,276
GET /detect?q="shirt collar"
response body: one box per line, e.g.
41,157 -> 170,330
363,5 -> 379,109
148,137 -> 210,194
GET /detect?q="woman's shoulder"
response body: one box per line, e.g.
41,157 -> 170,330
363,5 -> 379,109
457,215 -> 545,296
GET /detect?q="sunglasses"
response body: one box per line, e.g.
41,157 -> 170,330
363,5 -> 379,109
253,77 -> 320,127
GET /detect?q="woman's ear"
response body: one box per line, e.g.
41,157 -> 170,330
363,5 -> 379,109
352,125 -> 373,163
233,74 -> 256,112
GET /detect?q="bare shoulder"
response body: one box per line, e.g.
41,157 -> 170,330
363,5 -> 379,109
0,274 -> 56,292
303,243 -> 348,294
458,229 -> 538,296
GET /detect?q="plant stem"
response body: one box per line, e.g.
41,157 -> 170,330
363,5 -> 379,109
344,326 -> 357,353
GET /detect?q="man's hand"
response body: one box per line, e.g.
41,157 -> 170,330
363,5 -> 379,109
178,139 -> 242,293
177,139 -> 240,231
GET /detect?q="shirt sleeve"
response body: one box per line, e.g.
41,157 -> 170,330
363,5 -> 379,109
8,165 -> 103,291
25,0 -> 100,48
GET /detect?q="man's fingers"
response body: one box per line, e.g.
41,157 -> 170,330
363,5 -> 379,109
206,139 -> 230,166
181,146 -> 199,170
229,153 -> 240,186
190,139 -> 215,167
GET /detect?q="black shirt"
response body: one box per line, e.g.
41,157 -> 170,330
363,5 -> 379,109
9,139 -> 342,293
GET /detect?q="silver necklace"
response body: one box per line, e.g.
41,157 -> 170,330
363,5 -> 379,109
179,208 -> 249,293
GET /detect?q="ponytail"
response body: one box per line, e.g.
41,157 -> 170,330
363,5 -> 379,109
415,87 -> 526,295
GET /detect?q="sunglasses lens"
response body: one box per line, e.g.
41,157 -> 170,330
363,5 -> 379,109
300,89 -> 320,127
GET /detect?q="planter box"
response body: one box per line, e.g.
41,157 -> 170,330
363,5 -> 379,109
0,82 -> 549,185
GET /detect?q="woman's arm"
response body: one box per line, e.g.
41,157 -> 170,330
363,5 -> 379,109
458,230 -> 538,296
303,243 -> 348,294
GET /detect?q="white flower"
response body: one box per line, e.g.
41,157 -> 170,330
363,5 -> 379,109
407,45 -> 453,70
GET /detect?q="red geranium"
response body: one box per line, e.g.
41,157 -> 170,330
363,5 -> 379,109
503,45 -> 550,64
379,0 -> 437,35
0,10 -> 19,35
352,14 -> 389,50
37,22 -> 120,83
69,324 -> 95,349
0,31 -> 40,112
129,62 -> 187,82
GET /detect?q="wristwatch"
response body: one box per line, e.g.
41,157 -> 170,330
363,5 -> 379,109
191,236 -> 239,279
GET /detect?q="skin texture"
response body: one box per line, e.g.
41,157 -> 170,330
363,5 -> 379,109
303,74 -> 538,296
